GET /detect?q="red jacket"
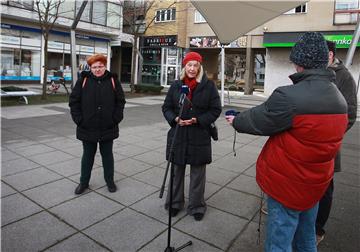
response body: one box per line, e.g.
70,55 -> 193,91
232,69 -> 348,210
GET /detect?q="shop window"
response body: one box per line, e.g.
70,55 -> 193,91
194,10 -> 206,23
92,1 -> 106,26
107,2 -> 121,28
284,3 -> 307,14
1,48 -> 21,80
155,8 -> 176,22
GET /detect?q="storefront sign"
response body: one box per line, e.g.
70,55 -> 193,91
143,36 -> 177,47
48,41 -> 64,49
324,35 -> 360,48
1,35 -> 20,45
189,36 -> 246,48
80,46 -> 95,53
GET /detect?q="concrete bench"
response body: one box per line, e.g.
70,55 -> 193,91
1,90 -> 40,104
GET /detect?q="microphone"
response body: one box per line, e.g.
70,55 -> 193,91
225,109 -> 240,116
179,85 -> 190,105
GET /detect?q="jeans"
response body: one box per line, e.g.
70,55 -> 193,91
265,197 -> 319,252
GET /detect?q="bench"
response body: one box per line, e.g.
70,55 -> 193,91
1,90 -> 40,104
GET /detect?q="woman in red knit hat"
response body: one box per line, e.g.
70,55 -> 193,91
162,51 -> 221,221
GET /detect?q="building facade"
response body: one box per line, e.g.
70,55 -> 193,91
0,0 -> 128,84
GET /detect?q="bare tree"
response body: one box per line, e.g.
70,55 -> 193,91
35,0 -> 64,100
115,0 -> 176,92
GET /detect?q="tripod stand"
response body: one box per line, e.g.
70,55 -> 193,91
159,92 -> 192,252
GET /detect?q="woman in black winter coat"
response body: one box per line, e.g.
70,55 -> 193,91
69,54 -> 126,194
162,52 -> 221,221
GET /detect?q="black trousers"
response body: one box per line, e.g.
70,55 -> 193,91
80,140 -> 114,185
316,179 -> 334,236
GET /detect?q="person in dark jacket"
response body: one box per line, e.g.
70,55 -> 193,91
69,54 -> 126,194
315,40 -> 358,245
225,32 -> 348,251
162,52 -> 221,221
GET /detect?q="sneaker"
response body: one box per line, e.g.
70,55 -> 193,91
193,213 -> 204,221
261,205 -> 268,215
74,184 -> 89,194
316,234 -> 325,246
170,208 -> 179,217
107,182 -> 117,193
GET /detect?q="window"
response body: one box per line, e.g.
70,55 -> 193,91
155,8 -> 176,22
107,2 -> 121,28
92,1 -> 106,25
76,0 -> 91,22
334,0 -> 359,24
284,3 -> 307,14
58,0 -> 75,19
194,10 -> 206,23
8,0 -> 33,10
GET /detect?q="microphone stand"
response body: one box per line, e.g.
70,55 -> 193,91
159,92 -> 192,252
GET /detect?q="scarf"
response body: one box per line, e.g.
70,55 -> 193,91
183,76 -> 198,100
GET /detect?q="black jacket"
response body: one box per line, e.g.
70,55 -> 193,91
162,75 -> 221,165
329,59 -> 358,172
69,71 -> 126,142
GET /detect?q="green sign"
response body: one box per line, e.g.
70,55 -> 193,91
324,35 -> 360,48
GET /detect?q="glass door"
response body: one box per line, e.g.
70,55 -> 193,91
161,47 -> 182,86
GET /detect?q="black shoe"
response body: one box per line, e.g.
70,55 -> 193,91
107,182 -> 117,193
75,184 -> 88,194
170,208 -> 179,217
193,213 -> 204,221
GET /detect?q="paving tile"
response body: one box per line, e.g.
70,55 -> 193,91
44,138 -> 80,150
114,144 -> 150,157
3,139 -> 38,150
49,192 -> 124,230
133,150 -> 167,166
84,208 -> 167,251
212,153 -> 257,173
46,233 -> 108,252
114,158 -> 153,176
206,166 -> 238,186
228,221 -> 265,252
2,167 -> 62,191
133,167 -> 168,188
1,211 -> 75,251
27,150 -> 74,166
1,193 -> 42,226
56,145 -> 83,158
207,187 -> 260,220
68,167 -> 125,190
174,206 -> 248,250
335,171 -> 360,187
46,158 -> 83,177
244,164 -> 256,177
1,182 -> 16,197
96,177 -> 158,206
140,229 -> 223,252
23,179 -> 78,208
227,174 -> 261,197
13,144 -> 56,157
131,192 -> 187,224
1,157 -> 40,176
1,149 -> 22,162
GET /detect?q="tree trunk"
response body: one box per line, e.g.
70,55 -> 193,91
41,35 -> 48,100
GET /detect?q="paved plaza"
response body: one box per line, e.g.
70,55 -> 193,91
1,94 -> 359,252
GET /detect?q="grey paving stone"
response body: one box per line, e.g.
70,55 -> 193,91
23,178 -> 78,208
84,208 -> 167,252
1,157 -> 40,176
140,229 -> 223,252
3,139 -> 38,150
244,164 -> 256,177
46,158 -> 83,177
131,192 -> 187,224
43,138 -> 80,150
133,167 -> 168,188
49,192 -> 124,230
228,221 -> 265,252
1,182 -> 16,197
212,141 -> 238,156
212,153 -> 257,173
96,177 -> 158,206
207,187 -> 260,220
1,211 -> 75,251
206,166 -> 238,186
332,181 -> 360,203
46,233 -> 109,252
135,139 -> 167,149
335,171 -> 360,187
1,149 -> 22,162
27,150 -> 75,166
1,193 -> 42,226
2,167 -> 62,191
114,144 -> 151,157
133,150 -> 167,166
227,174 -> 261,197
114,157 -> 153,176
13,144 -> 56,157
69,167 -> 125,189
174,206 -> 248,250
54,145 -> 83,158
237,144 -> 262,155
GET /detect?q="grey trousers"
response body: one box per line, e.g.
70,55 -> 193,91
165,164 -> 207,215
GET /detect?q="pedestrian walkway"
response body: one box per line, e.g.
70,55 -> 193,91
1,95 -> 359,252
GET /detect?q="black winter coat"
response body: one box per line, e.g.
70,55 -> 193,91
329,59 -> 358,172
162,75 -> 221,166
69,71 -> 126,142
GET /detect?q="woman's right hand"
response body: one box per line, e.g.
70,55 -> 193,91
176,117 -> 193,126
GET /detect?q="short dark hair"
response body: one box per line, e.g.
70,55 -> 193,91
326,41 -> 336,56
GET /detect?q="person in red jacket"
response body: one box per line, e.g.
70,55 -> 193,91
225,32 -> 348,251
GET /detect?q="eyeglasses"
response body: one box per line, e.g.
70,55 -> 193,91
91,66 -> 105,70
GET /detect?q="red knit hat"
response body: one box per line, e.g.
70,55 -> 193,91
182,52 -> 202,66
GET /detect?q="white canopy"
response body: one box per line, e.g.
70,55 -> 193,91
191,0 -> 308,44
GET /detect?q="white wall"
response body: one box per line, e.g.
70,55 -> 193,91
265,48 -> 360,101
